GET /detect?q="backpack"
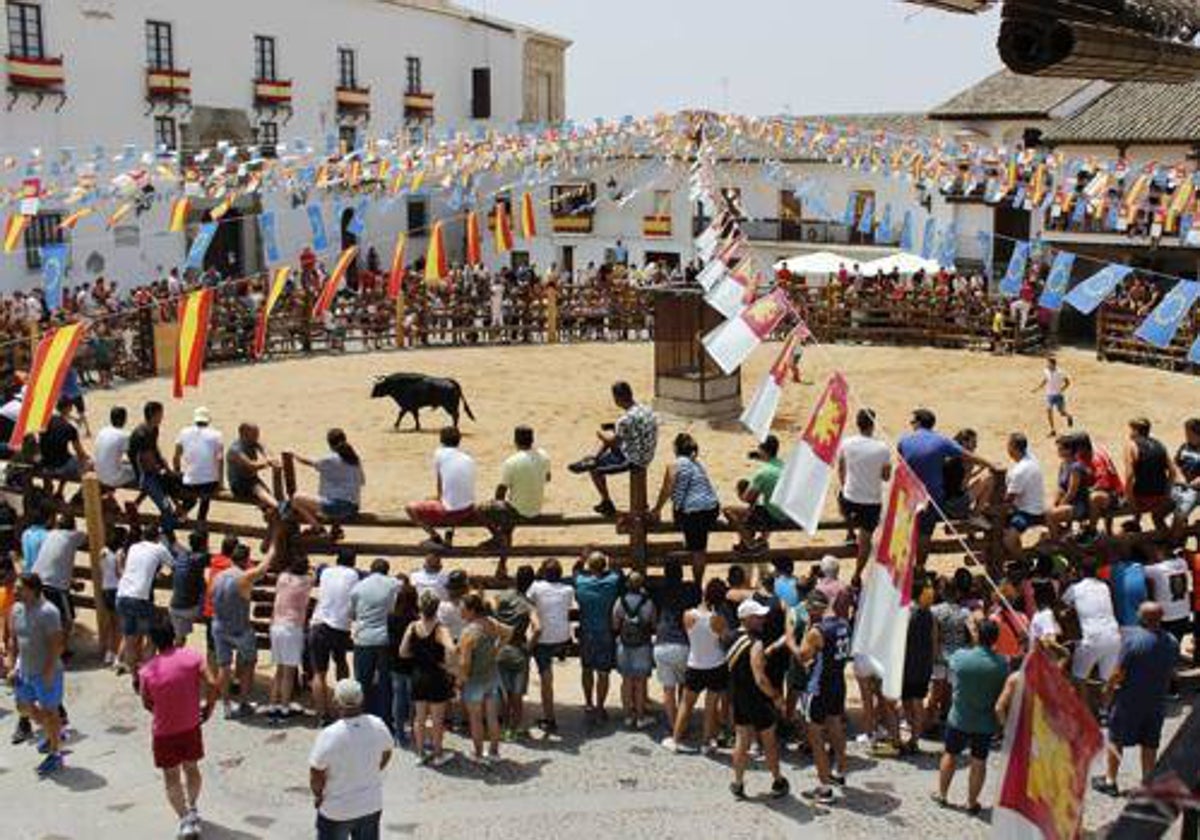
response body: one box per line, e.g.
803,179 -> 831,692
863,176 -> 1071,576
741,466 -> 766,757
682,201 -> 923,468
618,593 -> 652,647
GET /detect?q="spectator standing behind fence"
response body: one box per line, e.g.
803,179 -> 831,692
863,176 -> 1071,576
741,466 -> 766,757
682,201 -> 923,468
613,571 -> 655,729
527,558 -> 573,734
573,552 -> 621,722
268,554 -> 312,725
494,565 -> 537,739
310,549 -> 362,727
350,559 -> 401,726
173,407 -> 224,524
210,542 -> 271,720
570,381 -> 658,519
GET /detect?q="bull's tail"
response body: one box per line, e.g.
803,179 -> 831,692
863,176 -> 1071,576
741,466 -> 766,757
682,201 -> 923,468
457,384 -> 476,422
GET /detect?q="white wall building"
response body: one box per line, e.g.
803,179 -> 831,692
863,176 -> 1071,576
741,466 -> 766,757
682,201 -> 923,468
0,0 -> 568,292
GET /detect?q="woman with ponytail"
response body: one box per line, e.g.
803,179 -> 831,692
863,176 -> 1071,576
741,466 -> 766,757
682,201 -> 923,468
290,428 -> 366,539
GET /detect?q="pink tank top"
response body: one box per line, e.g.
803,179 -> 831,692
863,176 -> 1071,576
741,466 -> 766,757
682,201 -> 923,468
272,572 -> 313,628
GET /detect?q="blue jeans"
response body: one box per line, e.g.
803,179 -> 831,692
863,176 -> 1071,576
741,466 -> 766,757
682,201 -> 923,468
390,672 -> 411,743
353,646 -> 392,728
139,472 -> 178,532
316,811 -> 380,840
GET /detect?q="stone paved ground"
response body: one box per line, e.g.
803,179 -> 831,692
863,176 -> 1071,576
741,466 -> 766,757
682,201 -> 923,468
1,651 -> 1192,839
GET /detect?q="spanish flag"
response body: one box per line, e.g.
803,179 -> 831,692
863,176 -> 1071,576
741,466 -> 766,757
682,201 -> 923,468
312,245 -> 359,319
465,210 -> 482,265
494,201 -> 513,255
386,232 -> 407,300
520,192 -> 537,240
253,267 -> 290,358
9,323 -> 86,448
424,221 -> 448,283
173,289 -> 214,399
59,207 -> 94,232
210,193 -> 234,222
168,196 -> 190,233
107,202 -> 134,229
3,214 -> 29,254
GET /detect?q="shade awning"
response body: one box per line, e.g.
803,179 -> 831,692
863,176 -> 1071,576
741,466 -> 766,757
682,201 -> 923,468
774,251 -> 853,275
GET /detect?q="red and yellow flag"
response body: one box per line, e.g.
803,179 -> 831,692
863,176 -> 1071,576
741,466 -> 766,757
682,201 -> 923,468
173,289 -> 214,399
424,221 -> 448,283
994,645 -> 1104,840
58,207 -> 93,232
9,323 -> 86,448
168,196 -> 190,233
210,193 -> 234,221
520,192 -> 537,240
873,460 -> 929,605
494,201 -> 513,255
253,267 -> 291,358
465,210 -> 482,265
386,231 -> 408,300
799,371 -> 850,466
3,214 -> 29,253
312,245 -> 359,319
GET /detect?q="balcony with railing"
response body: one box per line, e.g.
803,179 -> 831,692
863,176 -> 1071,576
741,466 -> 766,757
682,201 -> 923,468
403,91 -> 434,119
336,86 -> 370,114
253,78 -> 293,106
7,54 -> 65,90
146,67 -> 191,101
644,215 -> 673,238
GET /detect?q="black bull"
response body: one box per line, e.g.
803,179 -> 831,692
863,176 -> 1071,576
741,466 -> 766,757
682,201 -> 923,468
370,374 -> 476,431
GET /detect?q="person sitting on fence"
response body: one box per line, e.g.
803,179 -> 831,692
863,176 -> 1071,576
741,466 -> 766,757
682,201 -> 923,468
1075,433 -> 1123,535
39,397 -> 92,498
290,429 -> 365,542
477,425 -> 551,573
1001,433 -> 1047,560
225,423 -> 280,517
568,381 -> 658,519
128,401 -> 186,533
95,406 -> 136,494
406,426 -> 477,551
1171,418 -> 1200,539
173,407 -> 224,524
1124,417 -> 1175,532
724,435 -> 790,554
1045,435 -> 1094,540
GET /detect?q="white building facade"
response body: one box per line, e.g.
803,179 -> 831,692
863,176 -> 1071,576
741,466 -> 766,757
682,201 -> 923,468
0,0 -> 568,291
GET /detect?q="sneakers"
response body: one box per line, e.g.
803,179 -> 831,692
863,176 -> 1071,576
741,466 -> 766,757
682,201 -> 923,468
661,736 -> 680,753
11,718 -> 33,745
35,752 -> 63,778
179,809 -> 201,838
593,500 -> 617,518
430,752 -> 454,767
1091,776 -> 1119,797
830,773 -> 847,787
224,702 -> 254,721
802,786 -> 835,805
730,781 -> 747,800
623,716 -> 636,728
770,777 -> 791,799
568,457 -> 597,475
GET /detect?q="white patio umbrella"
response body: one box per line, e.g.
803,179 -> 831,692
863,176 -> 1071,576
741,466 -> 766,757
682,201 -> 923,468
857,252 -> 942,276
774,251 -> 853,275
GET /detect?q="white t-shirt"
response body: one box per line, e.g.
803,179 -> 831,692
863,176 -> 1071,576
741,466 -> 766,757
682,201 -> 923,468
839,434 -> 891,505
176,425 -> 224,486
0,397 -> 21,423
1006,455 -> 1046,515
1144,557 -> 1191,623
117,540 -> 172,600
1029,608 -> 1060,649
527,580 -> 573,645
410,568 -> 449,601
308,714 -> 392,822
1063,578 -> 1119,640
311,565 -> 361,631
436,600 -> 465,641
1044,368 -> 1067,397
434,446 -> 476,512
94,426 -> 133,487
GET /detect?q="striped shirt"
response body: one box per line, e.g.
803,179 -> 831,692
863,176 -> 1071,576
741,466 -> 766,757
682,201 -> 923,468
672,456 -> 720,513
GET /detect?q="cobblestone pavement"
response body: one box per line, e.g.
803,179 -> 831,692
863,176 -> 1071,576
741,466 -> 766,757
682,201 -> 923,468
0,656 -> 1190,839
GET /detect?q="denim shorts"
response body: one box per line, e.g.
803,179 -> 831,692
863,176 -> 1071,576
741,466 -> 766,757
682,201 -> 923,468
212,626 -> 258,668
15,670 -> 64,708
461,676 -> 500,705
533,642 -> 566,674
116,596 -> 154,637
320,498 -> 360,520
616,642 -> 654,678
579,630 -> 616,672
1172,484 -> 1200,518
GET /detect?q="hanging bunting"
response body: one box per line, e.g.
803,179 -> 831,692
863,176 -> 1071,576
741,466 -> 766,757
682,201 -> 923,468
771,371 -> 850,535
40,244 -> 68,311
168,196 -> 190,233
494,200 -> 514,255
183,222 -> 218,271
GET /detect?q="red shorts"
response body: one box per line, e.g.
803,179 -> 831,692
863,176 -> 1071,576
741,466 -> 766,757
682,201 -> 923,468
153,726 -> 204,769
408,501 -> 476,527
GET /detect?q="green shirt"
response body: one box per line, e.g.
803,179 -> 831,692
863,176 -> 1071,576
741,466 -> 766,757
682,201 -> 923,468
750,457 -> 787,522
947,646 -> 1008,735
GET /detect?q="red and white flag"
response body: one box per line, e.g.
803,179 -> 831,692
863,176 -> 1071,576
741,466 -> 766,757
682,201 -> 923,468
851,460 -> 929,699
992,645 -> 1103,840
702,288 -> 792,375
740,327 -> 805,441
770,372 -> 849,534
706,264 -> 758,319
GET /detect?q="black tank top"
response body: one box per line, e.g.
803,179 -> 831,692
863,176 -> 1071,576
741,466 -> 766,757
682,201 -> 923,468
809,616 -> 850,698
1133,437 -> 1169,497
729,633 -> 770,710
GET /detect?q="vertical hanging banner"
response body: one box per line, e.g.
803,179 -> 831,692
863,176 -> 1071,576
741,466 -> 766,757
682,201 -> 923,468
701,288 -> 793,375
424,221 -> 448,283
899,210 -> 915,252
347,199 -> 368,237
1063,263 -> 1133,315
520,192 -> 537,240
939,223 -> 958,269
386,232 -> 408,300
168,196 -> 190,233
9,323 -> 85,448
975,230 -> 993,278
259,211 -> 281,265
739,326 -> 806,442
842,194 -> 856,227
312,246 -> 359,319
999,241 -> 1031,297
4,214 -> 30,254
183,221 -> 218,271
920,217 -> 937,260
1038,252 -> 1076,311
465,210 -> 482,265
173,289 -> 214,399
851,460 -> 928,700
876,204 -> 893,244
253,266 -> 291,358
856,197 -> 874,236
40,244 -> 68,311
1134,280 -> 1200,349
306,204 -> 329,252
991,646 -> 1103,840
494,201 -> 514,255
771,371 -> 850,535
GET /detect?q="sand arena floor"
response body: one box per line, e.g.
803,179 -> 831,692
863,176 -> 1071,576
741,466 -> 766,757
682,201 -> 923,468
81,340 -> 1200,556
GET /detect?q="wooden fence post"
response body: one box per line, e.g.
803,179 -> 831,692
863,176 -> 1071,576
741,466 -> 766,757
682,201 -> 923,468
395,289 -> 406,348
81,473 -> 112,646
628,468 -> 648,572
281,451 -> 297,499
